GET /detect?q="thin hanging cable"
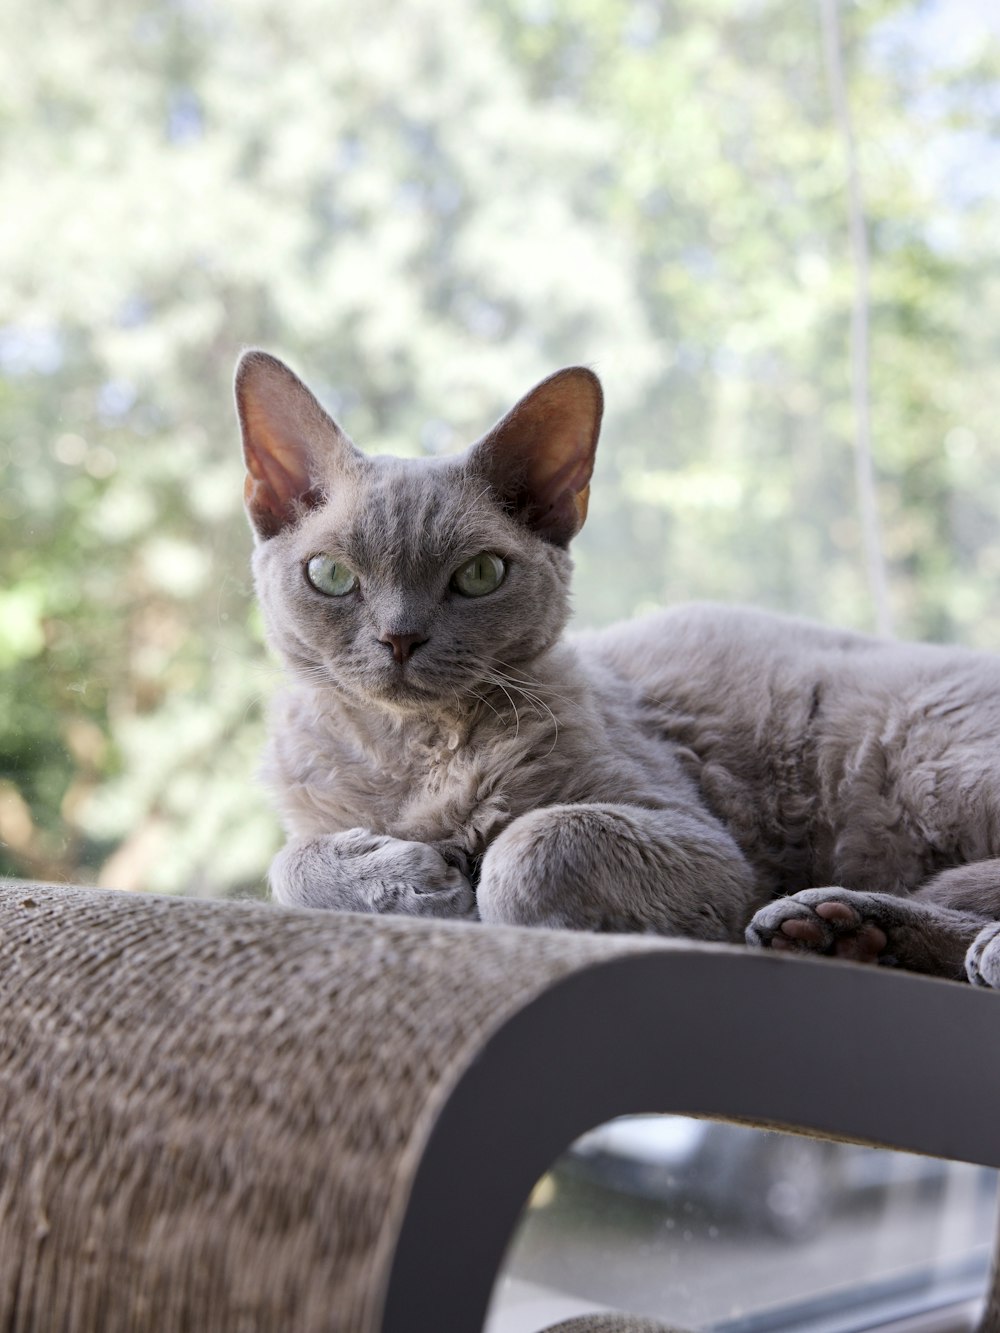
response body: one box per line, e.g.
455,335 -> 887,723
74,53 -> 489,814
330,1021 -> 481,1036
819,0 -> 894,638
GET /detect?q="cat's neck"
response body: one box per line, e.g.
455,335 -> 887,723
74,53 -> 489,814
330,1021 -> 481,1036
294,641 -> 590,755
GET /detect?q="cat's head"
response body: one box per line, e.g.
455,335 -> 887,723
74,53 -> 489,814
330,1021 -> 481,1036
235,351 -> 602,713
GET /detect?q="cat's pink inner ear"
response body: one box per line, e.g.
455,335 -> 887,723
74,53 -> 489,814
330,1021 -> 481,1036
476,367 -> 603,546
235,351 -> 338,540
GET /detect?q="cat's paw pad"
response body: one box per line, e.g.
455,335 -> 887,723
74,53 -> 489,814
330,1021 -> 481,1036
746,889 -> 888,963
966,923 -> 1000,988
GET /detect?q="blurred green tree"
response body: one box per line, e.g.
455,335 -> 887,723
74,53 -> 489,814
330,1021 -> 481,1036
1,0 -> 998,895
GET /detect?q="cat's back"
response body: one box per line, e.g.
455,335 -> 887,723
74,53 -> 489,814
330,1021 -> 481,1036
573,602 -> 882,706
575,600 -> 1000,705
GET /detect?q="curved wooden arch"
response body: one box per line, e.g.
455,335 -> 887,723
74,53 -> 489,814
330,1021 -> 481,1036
384,949 -> 1000,1333
1,883 -> 997,1332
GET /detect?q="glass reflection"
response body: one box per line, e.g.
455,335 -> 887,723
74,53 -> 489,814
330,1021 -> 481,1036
487,1118 -> 998,1332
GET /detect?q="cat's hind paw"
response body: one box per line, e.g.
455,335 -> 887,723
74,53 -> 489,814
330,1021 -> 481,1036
746,888 -> 888,964
966,922 -> 1000,988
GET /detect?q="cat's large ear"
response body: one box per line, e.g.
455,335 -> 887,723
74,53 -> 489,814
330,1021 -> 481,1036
468,367 -> 603,546
235,350 -> 360,540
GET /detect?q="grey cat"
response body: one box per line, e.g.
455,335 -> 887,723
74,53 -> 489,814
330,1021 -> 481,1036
237,349 -> 1000,989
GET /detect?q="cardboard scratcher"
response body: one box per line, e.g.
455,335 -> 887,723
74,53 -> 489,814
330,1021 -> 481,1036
1,883 -> 998,1333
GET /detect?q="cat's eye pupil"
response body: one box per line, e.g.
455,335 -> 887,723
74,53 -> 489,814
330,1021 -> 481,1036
451,552 -> 506,598
305,555 -> 358,597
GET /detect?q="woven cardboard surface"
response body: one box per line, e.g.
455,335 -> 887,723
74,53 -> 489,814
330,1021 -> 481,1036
0,882 -> 674,1332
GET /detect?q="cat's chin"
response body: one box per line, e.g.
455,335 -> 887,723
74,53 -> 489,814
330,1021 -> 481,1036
354,670 -> 453,714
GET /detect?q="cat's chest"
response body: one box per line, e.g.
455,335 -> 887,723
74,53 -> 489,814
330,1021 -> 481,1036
360,733 -> 499,841
271,703 -> 516,854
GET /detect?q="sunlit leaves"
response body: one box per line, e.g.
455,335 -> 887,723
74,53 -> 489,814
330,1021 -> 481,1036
1,0 -> 999,893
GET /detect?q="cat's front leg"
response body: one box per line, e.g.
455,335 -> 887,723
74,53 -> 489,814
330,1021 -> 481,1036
270,830 -> 477,919
477,802 -> 758,940
746,887 -> 987,980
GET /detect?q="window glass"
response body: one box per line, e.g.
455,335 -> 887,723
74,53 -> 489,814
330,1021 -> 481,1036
3,0 -> 999,896
488,1119 -> 999,1332
4,4 -> 998,1329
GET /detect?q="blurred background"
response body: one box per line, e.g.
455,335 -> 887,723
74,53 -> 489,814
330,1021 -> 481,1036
2,0 -> 999,897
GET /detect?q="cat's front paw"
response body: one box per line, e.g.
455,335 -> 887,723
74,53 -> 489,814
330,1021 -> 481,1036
746,888 -> 889,963
270,831 -> 477,919
966,922 -> 1000,988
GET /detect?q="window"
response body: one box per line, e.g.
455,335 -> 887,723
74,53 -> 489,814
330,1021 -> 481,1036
4,0 -> 999,898
488,1122 -> 998,1331
3,3 -> 998,1328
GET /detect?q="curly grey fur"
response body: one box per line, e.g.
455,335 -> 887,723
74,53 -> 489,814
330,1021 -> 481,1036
238,352 -> 1000,985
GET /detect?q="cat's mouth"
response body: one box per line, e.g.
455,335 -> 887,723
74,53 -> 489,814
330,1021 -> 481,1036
364,662 -> 446,707
313,652 -> 466,711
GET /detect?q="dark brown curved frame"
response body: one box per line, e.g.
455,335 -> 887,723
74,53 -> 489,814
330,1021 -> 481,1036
382,950 -> 1000,1333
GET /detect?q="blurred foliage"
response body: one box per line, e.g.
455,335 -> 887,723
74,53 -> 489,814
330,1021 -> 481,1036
1,0 -> 999,895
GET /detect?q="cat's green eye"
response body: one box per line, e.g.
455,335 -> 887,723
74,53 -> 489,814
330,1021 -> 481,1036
451,552 -> 506,598
305,555 -> 358,597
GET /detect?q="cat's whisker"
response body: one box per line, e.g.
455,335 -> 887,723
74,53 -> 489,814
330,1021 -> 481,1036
496,676 -> 564,714
479,672 -> 523,740
486,661 -> 568,732
292,664 -> 335,689
482,669 -> 541,713
494,682 -> 561,755
480,668 -> 561,750
490,659 -> 589,721
490,657 -> 577,698
459,685 -> 506,728
462,682 -> 505,721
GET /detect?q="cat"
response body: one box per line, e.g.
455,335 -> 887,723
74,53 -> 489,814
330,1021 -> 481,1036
236,349 -> 1000,990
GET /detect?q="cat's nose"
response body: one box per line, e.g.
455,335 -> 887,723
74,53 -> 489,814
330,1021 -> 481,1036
379,631 -> 428,664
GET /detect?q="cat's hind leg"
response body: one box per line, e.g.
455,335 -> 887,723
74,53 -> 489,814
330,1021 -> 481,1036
914,859 -> 1000,916
917,862 -> 1000,986
966,923 -> 1000,988
746,887 -> 987,980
